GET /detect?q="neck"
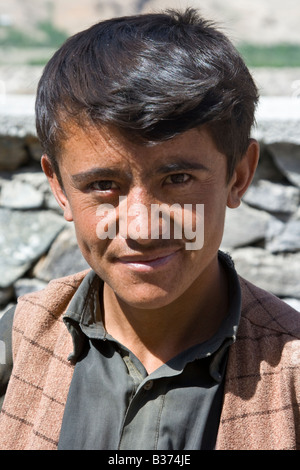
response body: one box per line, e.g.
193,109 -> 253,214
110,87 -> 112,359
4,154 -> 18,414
102,256 -> 228,373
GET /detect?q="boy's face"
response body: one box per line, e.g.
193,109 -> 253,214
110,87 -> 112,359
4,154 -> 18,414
42,125 -> 257,310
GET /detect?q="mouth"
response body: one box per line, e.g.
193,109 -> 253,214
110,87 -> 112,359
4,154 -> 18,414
116,248 -> 181,272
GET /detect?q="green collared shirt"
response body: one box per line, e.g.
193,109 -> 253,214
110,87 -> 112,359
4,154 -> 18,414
58,251 -> 241,450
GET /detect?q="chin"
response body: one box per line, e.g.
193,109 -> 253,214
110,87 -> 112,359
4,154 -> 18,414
115,285 -> 180,310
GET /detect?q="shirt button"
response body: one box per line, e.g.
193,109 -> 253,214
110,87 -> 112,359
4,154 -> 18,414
143,380 -> 153,390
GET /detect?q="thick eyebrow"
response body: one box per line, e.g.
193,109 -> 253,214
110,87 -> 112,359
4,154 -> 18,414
155,159 -> 209,175
71,167 -> 132,184
71,159 -> 208,184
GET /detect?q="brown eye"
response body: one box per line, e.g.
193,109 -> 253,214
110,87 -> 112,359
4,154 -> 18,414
165,173 -> 190,184
91,181 -> 118,191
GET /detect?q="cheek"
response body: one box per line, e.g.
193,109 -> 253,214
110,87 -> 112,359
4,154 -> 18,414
74,211 -> 97,236
68,194 -> 98,228
201,190 -> 228,243
70,200 -> 103,251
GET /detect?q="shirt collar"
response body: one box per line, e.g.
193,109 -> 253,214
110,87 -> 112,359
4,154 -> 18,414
63,250 -> 241,381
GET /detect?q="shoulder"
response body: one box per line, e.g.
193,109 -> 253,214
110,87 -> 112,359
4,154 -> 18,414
228,276 -> 300,389
12,269 -> 91,346
16,269 -> 91,318
238,275 -> 300,339
11,269 -> 92,360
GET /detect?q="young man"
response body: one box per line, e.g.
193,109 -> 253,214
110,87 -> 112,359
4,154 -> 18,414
0,9 -> 299,450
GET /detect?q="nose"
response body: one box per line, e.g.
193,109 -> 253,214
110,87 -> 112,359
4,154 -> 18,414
118,186 -> 158,244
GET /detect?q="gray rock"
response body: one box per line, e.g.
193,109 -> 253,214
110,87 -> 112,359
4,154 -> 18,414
243,179 -> 300,213
221,202 -> 271,250
231,247 -> 300,298
252,145 -> 286,184
0,285 -> 14,306
265,216 -> 286,242
268,143 -> 300,188
0,168 -> 63,212
282,298 -> 300,312
0,95 -> 36,138
0,179 -> 44,209
0,208 -> 66,288
14,277 -> 47,298
266,218 -> 300,253
266,207 -> 300,253
33,225 -> 90,282
0,303 -> 15,319
12,168 -> 47,188
25,135 -> 43,162
253,97 -> 300,145
0,136 -> 29,171
11,169 -> 63,212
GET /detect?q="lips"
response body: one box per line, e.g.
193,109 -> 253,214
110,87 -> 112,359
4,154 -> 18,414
116,248 -> 181,271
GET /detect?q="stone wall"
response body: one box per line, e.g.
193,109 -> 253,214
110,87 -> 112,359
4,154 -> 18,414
0,96 -> 300,315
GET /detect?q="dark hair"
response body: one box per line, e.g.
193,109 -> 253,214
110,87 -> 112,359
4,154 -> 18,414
35,8 -> 259,182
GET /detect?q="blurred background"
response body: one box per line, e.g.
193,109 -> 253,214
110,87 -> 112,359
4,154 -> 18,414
0,0 -> 300,315
1,0 -> 300,96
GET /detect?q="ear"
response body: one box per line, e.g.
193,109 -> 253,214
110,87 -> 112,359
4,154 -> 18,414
227,139 -> 259,209
41,155 -> 73,222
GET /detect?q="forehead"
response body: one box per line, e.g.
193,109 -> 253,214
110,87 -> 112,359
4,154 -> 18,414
59,123 -> 225,173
